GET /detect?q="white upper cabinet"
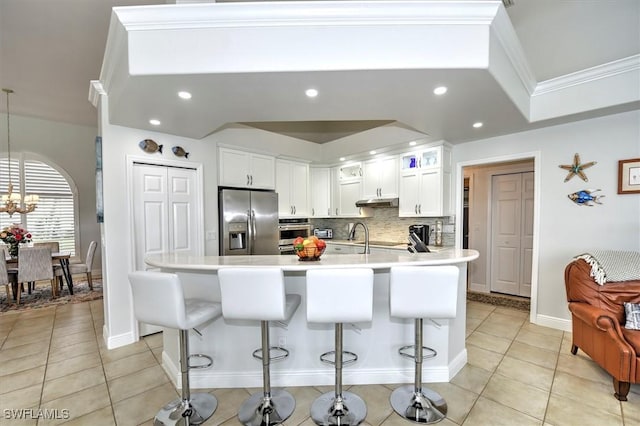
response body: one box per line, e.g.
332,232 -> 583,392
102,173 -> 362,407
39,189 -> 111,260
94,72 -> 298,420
362,156 -> 398,199
219,147 -> 275,189
330,164 -> 371,218
310,167 -> 332,218
276,159 -> 309,218
398,145 -> 452,217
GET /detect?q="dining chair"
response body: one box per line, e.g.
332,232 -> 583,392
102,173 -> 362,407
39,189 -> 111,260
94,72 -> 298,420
16,247 -> 56,304
69,240 -> 97,289
0,254 -> 11,303
33,242 -> 64,293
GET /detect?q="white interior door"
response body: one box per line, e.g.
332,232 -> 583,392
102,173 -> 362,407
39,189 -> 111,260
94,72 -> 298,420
132,163 -> 200,335
490,172 -> 533,297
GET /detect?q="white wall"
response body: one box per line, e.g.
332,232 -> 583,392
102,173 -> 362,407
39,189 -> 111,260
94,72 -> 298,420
99,96 -> 219,348
453,110 -> 640,323
0,113 -> 100,269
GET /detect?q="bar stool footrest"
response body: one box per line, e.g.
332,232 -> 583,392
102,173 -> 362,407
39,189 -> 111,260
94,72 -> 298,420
188,353 -> 213,370
252,346 -> 290,362
398,345 -> 437,361
320,350 -> 358,366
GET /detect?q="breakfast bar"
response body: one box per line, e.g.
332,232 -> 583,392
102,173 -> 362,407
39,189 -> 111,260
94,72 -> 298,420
145,249 -> 479,389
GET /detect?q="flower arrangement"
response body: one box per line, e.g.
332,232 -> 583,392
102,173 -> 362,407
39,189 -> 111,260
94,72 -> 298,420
0,224 -> 32,257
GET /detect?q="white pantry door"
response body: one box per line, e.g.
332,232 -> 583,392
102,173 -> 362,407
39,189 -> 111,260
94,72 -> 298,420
490,172 -> 534,297
133,164 -> 199,271
132,163 -> 200,335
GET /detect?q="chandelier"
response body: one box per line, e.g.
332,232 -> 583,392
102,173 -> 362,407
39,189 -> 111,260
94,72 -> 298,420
2,88 -> 38,216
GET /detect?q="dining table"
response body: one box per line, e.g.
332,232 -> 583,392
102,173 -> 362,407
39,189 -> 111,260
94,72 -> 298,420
6,252 -> 74,300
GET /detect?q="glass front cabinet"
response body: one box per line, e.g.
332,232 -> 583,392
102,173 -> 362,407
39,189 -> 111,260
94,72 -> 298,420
398,145 -> 452,217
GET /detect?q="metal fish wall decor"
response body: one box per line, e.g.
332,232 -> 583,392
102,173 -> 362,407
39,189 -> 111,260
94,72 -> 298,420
568,189 -> 604,206
172,146 -> 189,159
139,139 -> 163,154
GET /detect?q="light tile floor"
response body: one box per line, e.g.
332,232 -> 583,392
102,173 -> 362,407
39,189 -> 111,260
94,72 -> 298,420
0,299 -> 638,425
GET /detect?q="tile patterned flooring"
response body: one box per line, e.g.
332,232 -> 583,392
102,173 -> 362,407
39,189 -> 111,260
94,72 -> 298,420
0,299 -> 638,425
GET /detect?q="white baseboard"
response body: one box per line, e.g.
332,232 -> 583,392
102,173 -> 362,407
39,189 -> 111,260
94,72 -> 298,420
104,328 -> 136,350
160,350 -> 462,390
534,314 -> 571,332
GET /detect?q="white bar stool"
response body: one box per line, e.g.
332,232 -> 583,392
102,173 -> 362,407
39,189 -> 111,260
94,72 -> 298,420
389,265 -> 459,424
218,267 -> 301,426
128,271 -> 222,426
306,268 -> 374,426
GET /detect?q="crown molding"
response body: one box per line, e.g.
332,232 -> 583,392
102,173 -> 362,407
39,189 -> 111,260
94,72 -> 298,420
533,54 -> 640,96
113,1 -> 501,31
88,81 -> 106,108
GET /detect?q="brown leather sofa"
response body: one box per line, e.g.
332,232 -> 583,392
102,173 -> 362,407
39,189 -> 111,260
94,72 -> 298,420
565,258 -> 640,401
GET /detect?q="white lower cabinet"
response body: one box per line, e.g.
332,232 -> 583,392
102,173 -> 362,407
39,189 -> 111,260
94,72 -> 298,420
325,243 -> 358,254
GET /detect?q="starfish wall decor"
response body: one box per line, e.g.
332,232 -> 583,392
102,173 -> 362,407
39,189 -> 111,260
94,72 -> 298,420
559,153 -> 596,182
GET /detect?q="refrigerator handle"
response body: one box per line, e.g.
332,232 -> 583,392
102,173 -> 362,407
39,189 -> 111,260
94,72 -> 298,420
246,209 -> 253,253
250,209 -> 257,245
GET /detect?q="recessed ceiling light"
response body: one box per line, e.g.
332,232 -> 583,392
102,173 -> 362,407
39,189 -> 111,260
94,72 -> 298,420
369,150 -> 377,155
473,122 -> 483,128
149,119 -> 161,126
433,86 -> 448,95
339,157 -> 346,161
409,141 -> 417,146
178,91 -> 192,100
305,88 -> 318,98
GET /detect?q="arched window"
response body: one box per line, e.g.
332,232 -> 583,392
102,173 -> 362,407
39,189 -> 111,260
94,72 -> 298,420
0,153 -> 78,256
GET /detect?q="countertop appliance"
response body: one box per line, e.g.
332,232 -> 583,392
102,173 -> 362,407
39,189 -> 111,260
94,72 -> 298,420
278,219 -> 312,254
313,228 -> 333,239
219,188 -> 279,255
409,224 -> 430,246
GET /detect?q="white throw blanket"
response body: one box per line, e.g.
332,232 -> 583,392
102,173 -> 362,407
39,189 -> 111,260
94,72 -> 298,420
574,250 -> 640,285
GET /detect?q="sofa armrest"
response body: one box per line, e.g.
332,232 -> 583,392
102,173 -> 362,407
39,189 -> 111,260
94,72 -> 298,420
569,302 -> 620,332
568,302 -> 635,381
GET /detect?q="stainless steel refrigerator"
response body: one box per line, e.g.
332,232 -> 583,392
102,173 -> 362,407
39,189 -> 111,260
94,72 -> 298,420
219,188 -> 279,255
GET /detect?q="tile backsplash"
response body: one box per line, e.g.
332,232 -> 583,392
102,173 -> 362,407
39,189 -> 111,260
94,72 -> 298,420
310,208 -> 455,246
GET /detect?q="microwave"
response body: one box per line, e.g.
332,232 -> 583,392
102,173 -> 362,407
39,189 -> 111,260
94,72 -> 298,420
313,228 -> 333,239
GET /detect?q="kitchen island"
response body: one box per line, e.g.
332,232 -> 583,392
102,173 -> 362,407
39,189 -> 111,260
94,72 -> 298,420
145,249 -> 479,389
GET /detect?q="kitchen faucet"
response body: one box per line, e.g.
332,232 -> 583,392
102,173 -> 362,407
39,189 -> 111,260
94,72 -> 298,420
348,222 -> 370,254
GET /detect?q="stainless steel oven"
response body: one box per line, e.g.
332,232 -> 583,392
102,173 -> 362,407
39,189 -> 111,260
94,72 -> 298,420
278,219 -> 311,255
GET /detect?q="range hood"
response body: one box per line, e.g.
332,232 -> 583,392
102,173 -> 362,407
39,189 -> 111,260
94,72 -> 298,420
355,197 -> 399,208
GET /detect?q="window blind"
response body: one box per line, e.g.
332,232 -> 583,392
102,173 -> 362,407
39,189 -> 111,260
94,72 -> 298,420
0,158 -> 76,255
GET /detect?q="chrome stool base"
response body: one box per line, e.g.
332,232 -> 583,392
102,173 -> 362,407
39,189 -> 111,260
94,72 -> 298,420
311,391 -> 367,426
154,393 -> 218,426
390,385 -> 447,424
238,389 -> 296,426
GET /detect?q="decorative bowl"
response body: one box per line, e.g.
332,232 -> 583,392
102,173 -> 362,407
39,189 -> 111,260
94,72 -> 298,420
295,245 -> 326,261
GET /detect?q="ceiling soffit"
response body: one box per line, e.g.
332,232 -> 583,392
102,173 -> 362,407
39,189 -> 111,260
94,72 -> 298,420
96,1 -> 639,143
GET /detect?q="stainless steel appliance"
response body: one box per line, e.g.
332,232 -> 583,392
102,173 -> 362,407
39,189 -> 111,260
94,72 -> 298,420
278,219 -> 311,254
219,188 -> 279,255
409,224 -> 430,246
313,228 -> 333,239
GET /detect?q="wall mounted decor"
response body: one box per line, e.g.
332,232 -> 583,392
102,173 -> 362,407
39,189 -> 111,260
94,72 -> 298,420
568,189 -> 604,206
138,139 -> 163,154
617,158 -> 640,194
172,146 -> 190,159
96,136 -> 103,223
559,153 -> 596,182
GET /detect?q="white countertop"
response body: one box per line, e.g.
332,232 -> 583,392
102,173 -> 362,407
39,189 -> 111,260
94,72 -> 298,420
145,249 -> 479,272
